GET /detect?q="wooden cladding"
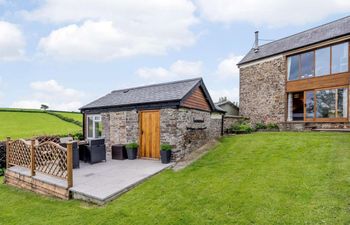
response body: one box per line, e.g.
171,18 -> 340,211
286,73 -> 350,92
181,86 -> 211,111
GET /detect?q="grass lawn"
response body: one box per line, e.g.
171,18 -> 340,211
0,111 -> 81,140
1,132 -> 350,224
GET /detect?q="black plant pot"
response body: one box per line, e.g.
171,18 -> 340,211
160,150 -> 172,164
126,148 -> 138,160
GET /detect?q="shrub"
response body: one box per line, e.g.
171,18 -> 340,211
46,111 -> 83,127
160,144 -> 173,151
255,122 -> 267,130
267,123 -> 279,130
231,120 -> 254,134
126,142 -> 139,149
72,132 -> 84,140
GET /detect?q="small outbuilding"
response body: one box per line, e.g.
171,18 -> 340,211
80,78 -> 225,161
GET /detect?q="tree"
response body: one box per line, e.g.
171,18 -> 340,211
40,104 -> 49,111
218,96 -> 228,103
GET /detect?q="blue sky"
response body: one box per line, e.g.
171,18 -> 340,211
0,0 -> 349,111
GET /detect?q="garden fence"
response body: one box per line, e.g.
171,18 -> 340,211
6,137 -> 73,187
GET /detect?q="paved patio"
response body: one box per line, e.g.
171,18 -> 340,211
7,158 -> 172,204
70,159 -> 172,204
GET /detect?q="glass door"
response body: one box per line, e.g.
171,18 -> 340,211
304,91 -> 315,121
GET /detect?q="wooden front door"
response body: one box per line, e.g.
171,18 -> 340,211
139,110 -> 160,159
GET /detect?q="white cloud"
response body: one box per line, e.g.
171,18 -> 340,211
216,54 -> 243,79
11,80 -> 84,111
0,21 -> 25,61
25,0 -> 198,60
137,60 -> 203,80
196,0 -> 350,27
209,88 -> 239,103
0,76 -> 4,101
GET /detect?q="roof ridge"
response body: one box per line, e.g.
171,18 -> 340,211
111,77 -> 202,93
256,15 -> 350,49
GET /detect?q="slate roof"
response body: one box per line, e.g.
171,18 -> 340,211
238,16 -> 350,65
80,77 -> 216,111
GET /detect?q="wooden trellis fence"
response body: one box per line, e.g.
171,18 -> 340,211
6,137 -> 73,188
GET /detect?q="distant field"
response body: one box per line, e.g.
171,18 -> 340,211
0,111 -> 81,140
53,111 -> 83,123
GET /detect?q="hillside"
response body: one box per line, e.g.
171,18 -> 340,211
0,108 -> 82,140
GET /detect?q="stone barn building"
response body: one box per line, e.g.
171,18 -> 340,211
80,78 -> 224,161
238,16 -> 350,130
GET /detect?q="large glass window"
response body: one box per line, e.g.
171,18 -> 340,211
287,42 -> 349,80
305,91 -> 314,118
337,88 -> 348,118
288,55 -> 300,81
87,115 -> 103,139
332,43 -> 348,74
315,47 -> 330,76
300,52 -> 314,78
316,89 -> 336,118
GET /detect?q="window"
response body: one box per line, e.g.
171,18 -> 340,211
288,55 -> 300,80
305,91 -> 314,118
316,89 -> 336,118
315,47 -> 330,76
300,52 -> 314,78
315,88 -> 347,119
287,42 -> 349,80
332,43 -> 348,74
86,115 -> 103,139
337,88 -> 348,118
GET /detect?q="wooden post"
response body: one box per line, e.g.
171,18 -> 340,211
30,139 -> 36,176
66,142 -> 73,188
5,137 -> 11,169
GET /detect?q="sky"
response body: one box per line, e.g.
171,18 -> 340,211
0,0 -> 349,111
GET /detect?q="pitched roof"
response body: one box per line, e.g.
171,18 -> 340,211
80,77 -> 216,111
238,16 -> 350,65
215,100 -> 239,109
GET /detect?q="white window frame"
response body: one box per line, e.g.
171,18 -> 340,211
86,114 -> 103,139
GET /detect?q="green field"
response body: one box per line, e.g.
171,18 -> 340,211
52,111 -> 83,123
1,132 -> 350,224
0,110 -> 82,140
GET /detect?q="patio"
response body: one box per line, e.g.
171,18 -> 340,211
4,137 -> 174,204
71,158 -> 172,204
7,157 -> 172,204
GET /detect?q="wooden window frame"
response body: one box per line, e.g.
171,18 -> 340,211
287,41 -> 350,81
299,86 -> 349,123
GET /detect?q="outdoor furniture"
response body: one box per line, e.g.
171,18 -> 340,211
60,142 -> 80,169
112,144 -> 127,160
85,138 -> 106,164
60,136 -> 73,143
0,142 -> 6,176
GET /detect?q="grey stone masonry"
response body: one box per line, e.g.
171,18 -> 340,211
240,56 -> 286,124
100,108 -> 222,161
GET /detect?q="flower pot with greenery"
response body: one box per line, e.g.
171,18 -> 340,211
160,144 -> 172,164
126,142 -> 139,160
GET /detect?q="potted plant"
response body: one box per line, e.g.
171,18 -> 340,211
160,144 -> 172,164
125,142 -> 139,160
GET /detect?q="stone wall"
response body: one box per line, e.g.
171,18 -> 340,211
102,110 -> 139,152
281,122 -> 350,131
100,108 -> 222,160
5,169 -> 69,200
223,115 -> 244,133
240,56 -> 286,124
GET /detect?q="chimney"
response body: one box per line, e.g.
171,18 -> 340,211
254,31 -> 259,53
